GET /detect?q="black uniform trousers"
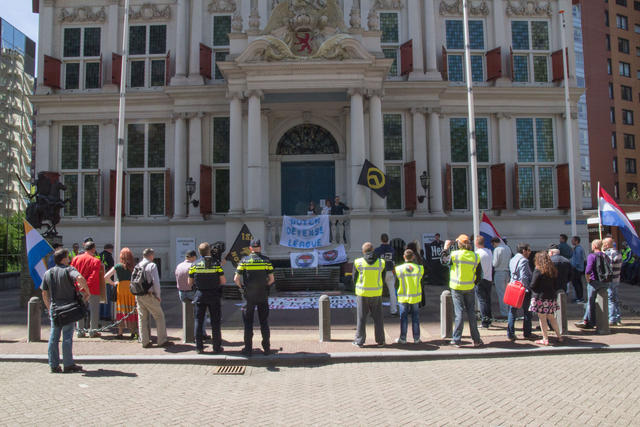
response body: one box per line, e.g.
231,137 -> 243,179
194,297 -> 222,351
242,300 -> 270,350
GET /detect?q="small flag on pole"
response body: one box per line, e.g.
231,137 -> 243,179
23,220 -> 54,289
480,213 -> 503,249
225,224 -> 254,267
599,187 -> 640,257
357,159 -> 388,198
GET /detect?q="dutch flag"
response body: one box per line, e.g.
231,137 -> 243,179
23,220 -> 54,289
599,187 -> 640,257
480,213 -> 503,249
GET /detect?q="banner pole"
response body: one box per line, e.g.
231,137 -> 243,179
597,181 -> 602,240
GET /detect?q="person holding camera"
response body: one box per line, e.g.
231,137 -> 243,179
188,242 -> 226,354
441,234 -> 483,348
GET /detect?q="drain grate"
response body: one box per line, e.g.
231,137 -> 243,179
213,365 -> 246,375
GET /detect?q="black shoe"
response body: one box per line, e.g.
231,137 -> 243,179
196,348 -> 205,354
262,347 -> 271,355
50,366 -> 62,374
351,341 -> 363,348
241,347 -> 252,357
213,347 -> 224,354
63,364 -> 83,373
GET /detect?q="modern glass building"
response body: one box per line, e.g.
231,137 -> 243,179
0,17 -> 36,78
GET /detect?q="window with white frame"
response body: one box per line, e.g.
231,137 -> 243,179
380,12 -> 400,77
383,113 -> 403,209
128,24 -> 167,88
445,19 -> 485,82
511,20 -> 551,83
449,117 -> 490,210
212,15 -> 231,81
126,123 -> 166,216
60,125 -> 100,217
62,27 -> 101,90
212,117 -> 229,213
516,118 -> 556,209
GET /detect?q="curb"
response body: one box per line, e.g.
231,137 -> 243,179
3,344 -> 640,366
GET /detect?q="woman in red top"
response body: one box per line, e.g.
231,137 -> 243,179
529,252 -> 563,346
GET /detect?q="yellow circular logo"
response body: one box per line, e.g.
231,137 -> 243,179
367,167 -> 385,189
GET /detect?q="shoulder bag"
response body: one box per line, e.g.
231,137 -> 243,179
50,268 -> 88,327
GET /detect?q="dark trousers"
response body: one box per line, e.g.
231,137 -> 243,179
507,291 -> 532,339
243,301 -> 270,350
475,279 -> 493,326
354,295 -> 385,345
194,299 -> 221,351
571,268 -> 584,300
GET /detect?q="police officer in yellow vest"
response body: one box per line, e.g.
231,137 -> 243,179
394,249 -> 424,344
441,234 -> 483,348
352,242 -> 386,347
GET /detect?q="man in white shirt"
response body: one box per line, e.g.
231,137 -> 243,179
492,237 -> 512,318
136,248 -> 171,348
475,236 -> 493,328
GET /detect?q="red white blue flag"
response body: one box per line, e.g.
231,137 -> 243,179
599,187 -> 640,256
480,213 -> 503,248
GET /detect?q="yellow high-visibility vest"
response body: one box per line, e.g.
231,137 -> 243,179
354,257 -> 385,297
395,262 -> 424,304
448,249 -> 479,291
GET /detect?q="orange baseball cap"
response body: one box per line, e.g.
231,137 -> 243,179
456,234 -> 470,244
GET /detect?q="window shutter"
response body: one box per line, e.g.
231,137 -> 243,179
199,43 -> 212,80
513,163 -> 520,210
112,53 -> 122,86
97,169 -> 102,216
509,46 -> 514,81
556,163 -> 570,209
109,169 -> 126,216
400,39 -> 413,76
200,165 -> 212,215
99,54 -> 103,87
32,0 -> 39,13
165,50 -> 171,85
490,163 -> 507,210
165,168 -> 173,217
485,47 -> 502,81
551,49 -> 568,82
43,55 -> 61,89
404,161 -> 417,211
441,46 -> 448,81
444,163 -> 452,212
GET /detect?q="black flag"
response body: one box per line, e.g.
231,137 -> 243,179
225,224 -> 254,267
357,159 -> 388,198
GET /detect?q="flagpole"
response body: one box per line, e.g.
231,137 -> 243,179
114,0 -> 131,257
462,0 -> 480,239
559,10 -> 578,238
597,181 -> 602,240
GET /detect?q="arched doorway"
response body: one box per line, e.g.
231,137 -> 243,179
278,124 -> 338,215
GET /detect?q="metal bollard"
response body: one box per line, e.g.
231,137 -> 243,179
440,290 -> 453,339
595,288 -> 610,335
555,291 -> 568,335
319,295 -> 331,342
27,297 -> 42,342
182,301 -> 194,343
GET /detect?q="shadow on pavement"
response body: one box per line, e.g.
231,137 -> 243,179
163,343 -> 194,354
389,342 -> 440,351
82,369 -> 138,378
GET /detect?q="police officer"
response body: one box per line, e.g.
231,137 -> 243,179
394,249 -> 424,344
188,242 -> 226,354
441,234 -> 483,348
374,233 -> 397,316
352,242 -> 386,348
234,239 -> 274,357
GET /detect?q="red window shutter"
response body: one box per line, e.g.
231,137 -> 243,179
32,0 -> 39,13
165,168 -> 173,217
404,161 -> 417,211
490,163 -> 507,210
200,165 -> 212,215
513,164 -> 520,210
444,163 -> 452,212
556,163 -> 570,209
43,55 -> 61,89
112,53 -> 122,86
442,46 -> 448,81
485,47 -> 502,81
400,40 -> 413,76
509,46 -> 514,81
165,50 -> 171,85
551,49 -> 568,82
109,170 -> 126,216
199,43 -> 212,80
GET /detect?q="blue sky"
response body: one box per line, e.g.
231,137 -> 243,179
2,1 -> 39,42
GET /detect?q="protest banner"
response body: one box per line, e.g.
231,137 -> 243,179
279,215 -> 330,249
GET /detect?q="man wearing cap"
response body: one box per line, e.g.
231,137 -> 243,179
234,239 -> 275,356
70,241 -> 103,337
549,244 -> 571,293
441,234 -> 483,347
352,242 -> 387,347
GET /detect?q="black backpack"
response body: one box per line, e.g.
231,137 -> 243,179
129,264 -> 153,295
596,253 -> 613,283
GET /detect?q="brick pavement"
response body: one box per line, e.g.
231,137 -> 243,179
1,352 -> 640,425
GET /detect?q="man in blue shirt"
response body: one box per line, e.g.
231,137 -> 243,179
558,234 -> 573,259
570,236 -> 586,303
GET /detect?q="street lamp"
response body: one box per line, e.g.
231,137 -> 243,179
185,177 -> 199,210
417,171 -> 430,207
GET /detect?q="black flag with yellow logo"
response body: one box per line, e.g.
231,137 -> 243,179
357,159 -> 388,198
225,224 -> 254,267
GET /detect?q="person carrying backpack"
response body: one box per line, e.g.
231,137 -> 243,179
575,239 -> 611,330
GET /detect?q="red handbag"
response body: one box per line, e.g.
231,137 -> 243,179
504,280 -> 526,308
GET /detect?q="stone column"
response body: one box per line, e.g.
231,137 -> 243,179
228,93 -> 244,214
407,0 -> 425,79
427,109 -> 443,213
34,120 -> 51,172
412,108 -> 428,212
368,90 -> 386,212
349,88 -> 367,212
174,116 -> 188,217
496,113 -> 514,209
246,90 -> 263,214
106,0 -> 120,88
174,0 -> 189,80
423,0 -> 440,80
492,0 -> 510,86
36,1 -> 55,94
188,113 -> 203,217
188,0 -> 205,84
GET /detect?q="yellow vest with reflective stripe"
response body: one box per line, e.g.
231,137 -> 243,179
354,257 -> 385,297
448,249 -> 479,291
395,262 -> 424,304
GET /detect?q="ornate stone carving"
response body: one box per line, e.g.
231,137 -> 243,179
231,11 -> 243,32
372,0 -> 404,10
249,6 -> 261,30
439,0 -> 489,16
208,0 -> 237,13
128,4 -> 172,21
349,6 -> 362,29
367,8 -> 380,31
59,7 -> 107,23
276,124 -> 339,155
504,0 -> 552,17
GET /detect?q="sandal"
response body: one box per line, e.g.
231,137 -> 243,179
535,339 -> 549,346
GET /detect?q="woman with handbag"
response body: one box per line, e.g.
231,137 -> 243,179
104,248 -> 138,339
529,252 -> 563,346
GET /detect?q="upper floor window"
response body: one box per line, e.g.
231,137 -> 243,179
613,157 -> 618,174
624,133 -> 636,149
605,10 -> 609,27
616,14 -> 628,30
212,15 -> 231,81
450,117 -> 490,210
212,117 -> 230,213
607,58 -> 612,74
128,24 -> 167,88
380,12 -> 400,77
635,0 -> 640,10
611,107 -> 616,123
126,123 -> 166,216
636,24 -> 640,34
62,27 -> 101,90
625,158 -> 637,174
446,19 -> 485,82
383,113 -> 404,209
612,132 -> 618,149
620,61 -> 631,77
622,109 -> 634,125
516,118 -> 556,209
609,82 -> 614,98
616,0 -> 627,6
60,125 -> 100,217
511,20 -> 550,83
619,37 -> 630,53
621,84 -> 633,101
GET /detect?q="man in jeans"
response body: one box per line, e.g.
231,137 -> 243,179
41,248 -> 90,373
136,248 -> 171,348
603,237 -> 623,326
576,239 -> 608,329
507,243 -> 533,341
175,250 -> 208,340
491,237 -> 512,318
475,236 -> 493,328
70,241 -> 103,338
570,236 -> 586,302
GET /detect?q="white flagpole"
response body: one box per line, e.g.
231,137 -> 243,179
559,10 -> 578,238
462,0 -> 480,239
114,0 -> 131,256
597,181 -> 602,240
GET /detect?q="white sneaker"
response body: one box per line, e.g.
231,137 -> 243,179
413,338 -> 422,344
395,338 -> 407,344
